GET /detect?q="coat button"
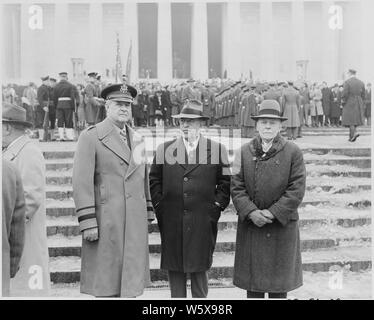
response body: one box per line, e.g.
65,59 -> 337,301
126,194 -> 131,199
184,177 -> 188,182
266,233 -> 271,238
184,193 -> 188,197
120,161 -> 124,165
184,209 -> 187,215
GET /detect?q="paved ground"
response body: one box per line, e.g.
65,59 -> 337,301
50,271 -> 372,300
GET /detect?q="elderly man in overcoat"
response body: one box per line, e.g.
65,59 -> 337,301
149,100 -> 231,298
2,103 -> 50,297
72,83 -> 154,298
2,159 -> 26,297
342,69 -> 366,142
231,100 -> 306,299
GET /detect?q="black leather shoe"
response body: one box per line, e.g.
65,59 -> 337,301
351,134 -> 360,142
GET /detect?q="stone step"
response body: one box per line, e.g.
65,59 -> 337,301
42,146 -> 371,159
45,190 -> 372,217
50,270 -> 372,299
46,208 -> 372,237
45,168 -> 372,185
44,156 -> 372,171
47,223 -> 371,257
44,176 -> 372,200
49,245 -> 372,283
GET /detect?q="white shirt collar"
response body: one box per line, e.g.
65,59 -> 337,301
183,134 -> 200,154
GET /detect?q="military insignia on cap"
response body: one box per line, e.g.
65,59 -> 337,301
120,84 -> 130,95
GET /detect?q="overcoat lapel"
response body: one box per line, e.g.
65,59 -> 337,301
2,135 -> 31,161
125,125 -> 144,178
97,119 -> 131,164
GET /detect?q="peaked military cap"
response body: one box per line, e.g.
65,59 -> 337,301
59,72 -> 68,76
88,72 -> 97,77
41,76 -> 49,81
101,83 -> 137,103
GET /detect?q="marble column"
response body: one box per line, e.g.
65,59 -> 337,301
191,1 -> 208,80
20,2 -> 36,81
123,2 -> 139,82
53,3 -> 69,76
157,1 -> 172,83
361,0 -> 374,82
292,0 -> 306,80
322,1 -> 339,84
259,1 -> 274,81
222,2 -> 241,80
88,3 -> 103,74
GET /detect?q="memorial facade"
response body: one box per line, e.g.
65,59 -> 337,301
1,0 -> 373,83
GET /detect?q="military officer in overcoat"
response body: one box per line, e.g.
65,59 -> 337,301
72,83 -> 154,297
150,100 -> 231,298
36,76 -> 51,141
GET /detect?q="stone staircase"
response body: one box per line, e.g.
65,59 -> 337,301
40,129 -> 372,291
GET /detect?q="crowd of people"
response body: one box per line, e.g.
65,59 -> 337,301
1,67 -> 371,298
2,69 -> 371,142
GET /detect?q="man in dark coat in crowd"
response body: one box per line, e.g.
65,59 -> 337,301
150,100 -> 231,298
2,159 -> 26,297
231,100 -> 306,299
330,84 -> 342,127
364,83 -> 371,126
321,82 -> 332,126
36,76 -> 51,141
342,69 -> 366,142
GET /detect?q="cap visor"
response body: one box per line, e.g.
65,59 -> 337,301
251,115 -> 287,121
172,114 -> 209,120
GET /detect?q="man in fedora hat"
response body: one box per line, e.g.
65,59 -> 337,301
342,69 -> 366,142
2,103 -> 50,296
231,99 -> 306,299
72,83 -> 154,298
149,99 -> 231,298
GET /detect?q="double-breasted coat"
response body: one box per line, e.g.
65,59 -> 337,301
149,136 -> 231,272
231,134 -> 306,292
3,135 -> 50,296
282,87 -> 301,128
2,159 -> 26,297
342,77 -> 365,126
72,118 -> 154,297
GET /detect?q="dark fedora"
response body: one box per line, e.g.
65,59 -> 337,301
101,83 -> 137,103
172,99 -> 210,120
88,72 -> 97,77
2,103 -> 33,128
251,100 -> 287,121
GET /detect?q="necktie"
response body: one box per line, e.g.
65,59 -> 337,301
120,130 -> 131,151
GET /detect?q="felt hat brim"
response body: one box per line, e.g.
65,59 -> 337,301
251,114 -> 287,121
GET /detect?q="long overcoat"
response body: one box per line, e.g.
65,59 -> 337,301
3,136 -> 50,296
84,82 -> 100,124
282,87 -> 301,128
2,159 -> 26,297
321,87 -> 332,117
342,77 -> 365,126
330,90 -> 342,119
72,118 -> 154,297
231,134 -> 306,293
149,136 -> 231,272
309,88 -> 324,116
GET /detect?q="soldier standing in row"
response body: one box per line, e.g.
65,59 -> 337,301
36,76 -> 51,141
53,72 -> 79,141
84,72 -> 101,126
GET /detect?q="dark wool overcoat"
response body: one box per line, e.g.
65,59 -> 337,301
342,77 -> 365,126
231,134 -> 306,293
149,136 -> 231,273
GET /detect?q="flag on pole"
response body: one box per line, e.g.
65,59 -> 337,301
115,32 -> 123,84
126,39 -> 132,84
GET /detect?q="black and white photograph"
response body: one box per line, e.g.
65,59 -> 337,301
1,0 -> 373,303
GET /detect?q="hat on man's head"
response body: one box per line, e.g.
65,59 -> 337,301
186,78 -> 195,83
348,69 -> 357,75
172,99 -> 210,120
251,100 -> 287,121
101,83 -> 137,103
2,103 -> 33,128
50,78 -> 57,82
41,76 -> 49,81
88,72 -> 97,77
59,72 -> 68,76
